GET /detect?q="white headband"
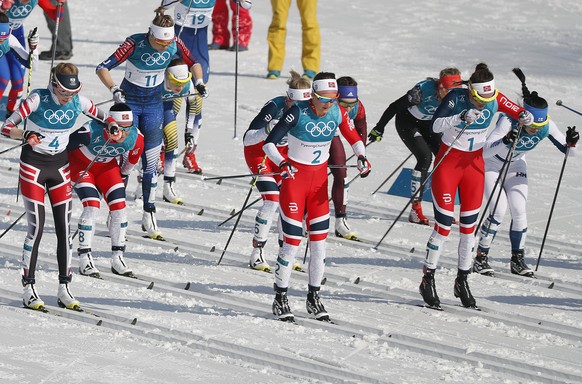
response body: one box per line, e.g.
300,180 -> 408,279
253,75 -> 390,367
109,110 -> 133,125
150,24 -> 175,40
167,64 -> 190,80
471,79 -> 496,95
312,79 -> 338,93
287,88 -> 311,101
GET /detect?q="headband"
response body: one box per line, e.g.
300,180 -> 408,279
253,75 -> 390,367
338,85 -> 358,99
470,79 -> 496,96
312,78 -> 338,93
286,88 -> 311,101
149,24 -> 174,40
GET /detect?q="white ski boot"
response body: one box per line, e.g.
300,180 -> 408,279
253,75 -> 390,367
57,283 -> 80,310
163,180 -> 184,205
335,216 -> 358,240
23,284 -> 45,310
111,252 -> 133,277
249,246 -> 271,272
78,249 -> 100,278
142,208 -> 164,240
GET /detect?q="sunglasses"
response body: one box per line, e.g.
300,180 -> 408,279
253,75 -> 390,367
313,91 -> 338,104
151,35 -> 173,47
527,115 -> 550,129
470,86 -> 498,104
339,100 -> 358,108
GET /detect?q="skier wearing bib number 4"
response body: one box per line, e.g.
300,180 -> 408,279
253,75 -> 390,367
1,63 -> 119,311
263,72 -> 371,322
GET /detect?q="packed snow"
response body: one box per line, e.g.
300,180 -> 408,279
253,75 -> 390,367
0,1 -> 581,383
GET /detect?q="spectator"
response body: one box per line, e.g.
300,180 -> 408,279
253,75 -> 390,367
267,0 -> 320,80
209,0 -> 252,51
38,0 -> 72,61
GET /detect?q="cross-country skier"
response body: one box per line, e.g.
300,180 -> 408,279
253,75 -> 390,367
419,63 -> 533,310
0,11 -> 38,117
67,103 -> 144,279
243,69 -> 311,272
329,76 -> 367,239
368,68 -> 463,226
474,90 -> 578,277
263,72 -> 371,322
96,6 -> 206,240
1,62 -> 120,310
161,0 -> 215,175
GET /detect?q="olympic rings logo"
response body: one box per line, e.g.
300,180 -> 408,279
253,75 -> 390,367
474,109 -> 491,125
9,5 -> 33,17
141,51 -> 171,66
305,121 -> 336,137
516,136 -> 541,150
44,109 -> 75,125
185,0 -> 211,4
93,145 -> 126,157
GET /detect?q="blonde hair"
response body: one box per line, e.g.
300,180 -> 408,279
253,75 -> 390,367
153,6 -> 174,27
287,69 -> 311,89
439,67 -> 461,78
53,62 -> 78,76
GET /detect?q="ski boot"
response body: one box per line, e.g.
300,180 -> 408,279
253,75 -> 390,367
142,207 -> 164,240
272,289 -> 294,322
183,152 -> 202,174
454,270 -> 478,309
163,178 -> 184,205
419,270 -> 441,309
510,250 -> 534,277
472,248 -> 494,276
409,198 -> 429,226
306,288 -> 329,321
335,216 -> 358,240
23,283 -> 45,310
57,283 -> 81,310
78,248 -> 101,278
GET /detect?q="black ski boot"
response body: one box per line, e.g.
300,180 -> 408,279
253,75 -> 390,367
454,269 -> 479,309
306,286 -> 329,321
419,270 -> 441,309
272,285 -> 294,322
510,250 -> 534,277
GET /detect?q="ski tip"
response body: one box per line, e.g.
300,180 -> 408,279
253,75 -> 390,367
146,282 -> 154,290
173,246 -> 179,252
131,318 -> 138,325
230,209 -> 236,215
548,282 -> 555,289
321,277 -> 327,285
354,277 -> 360,284
184,282 -> 191,290
96,319 -> 103,326
216,179 -> 223,185
210,245 -> 216,252
197,209 -> 204,215
410,247 -> 415,253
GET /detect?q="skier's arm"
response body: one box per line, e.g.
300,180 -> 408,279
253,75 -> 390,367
263,105 -> 298,166
483,114 -> 512,158
338,106 -> 365,158
66,123 -> 92,151
547,121 -> 576,156
120,131 -> 145,176
96,37 -> 135,90
431,91 -> 463,133
496,92 -> 525,120
353,101 -> 368,141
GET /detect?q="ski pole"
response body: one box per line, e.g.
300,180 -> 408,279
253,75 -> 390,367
556,100 -> 582,117
217,196 -> 261,227
202,171 -> 279,181
474,126 -> 522,238
176,0 -> 194,39
0,142 -> 27,156
217,178 -> 257,265
371,153 -> 413,195
48,2 -> 64,82
535,147 -> 570,271
233,1 -> 240,139
372,123 -> 470,251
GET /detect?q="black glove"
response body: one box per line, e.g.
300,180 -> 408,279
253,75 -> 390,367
368,126 -> 384,143
184,130 -> 194,148
566,126 -> 579,147
502,127 -> 520,145
195,80 -> 208,98
406,86 -> 422,105
23,130 -> 43,141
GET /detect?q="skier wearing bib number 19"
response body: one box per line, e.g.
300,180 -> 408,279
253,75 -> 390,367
96,6 -> 206,241
0,63 -> 120,311
263,72 -> 371,322
419,63 -> 533,310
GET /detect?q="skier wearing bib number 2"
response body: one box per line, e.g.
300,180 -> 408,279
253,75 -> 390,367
96,6 -> 206,241
1,63 -> 120,311
263,72 -> 371,322
419,63 -> 533,310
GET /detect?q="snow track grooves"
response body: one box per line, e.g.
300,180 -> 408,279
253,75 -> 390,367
7,244 -> 580,384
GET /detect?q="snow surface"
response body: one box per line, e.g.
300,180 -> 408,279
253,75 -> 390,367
1,1 -> 581,383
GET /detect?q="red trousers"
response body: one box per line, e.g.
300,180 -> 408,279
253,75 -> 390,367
211,0 -> 253,47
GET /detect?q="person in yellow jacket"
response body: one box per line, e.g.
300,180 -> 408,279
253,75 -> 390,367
267,0 -> 320,80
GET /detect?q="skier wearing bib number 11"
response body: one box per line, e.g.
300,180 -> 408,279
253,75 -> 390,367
262,72 -> 371,322
419,63 -> 533,310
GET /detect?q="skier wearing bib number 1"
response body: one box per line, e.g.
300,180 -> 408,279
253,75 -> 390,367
262,72 -> 371,322
96,6 -> 206,241
419,63 -> 533,310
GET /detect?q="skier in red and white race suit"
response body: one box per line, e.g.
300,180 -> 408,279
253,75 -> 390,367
1,63 -> 119,310
263,72 -> 371,322
243,69 -> 311,272
67,103 -> 144,279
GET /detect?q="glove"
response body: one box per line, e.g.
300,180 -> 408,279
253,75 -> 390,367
502,126 -> 520,145
1,120 -> 16,137
106,124 -> 123,141
279,161 -> 295,180
110,85 -> 126,104
357,155 -> 371,178
23,130 -> 43,146
460,109 -> 482,124
27,28 -> 39,51
566,126 -> 579,147
195,79 -> 208,98
0,0 -> 14,11
368,126 -> 383,143
518,110 -> 534,126
406,86 -> 422,105
184,129 -> 195,149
